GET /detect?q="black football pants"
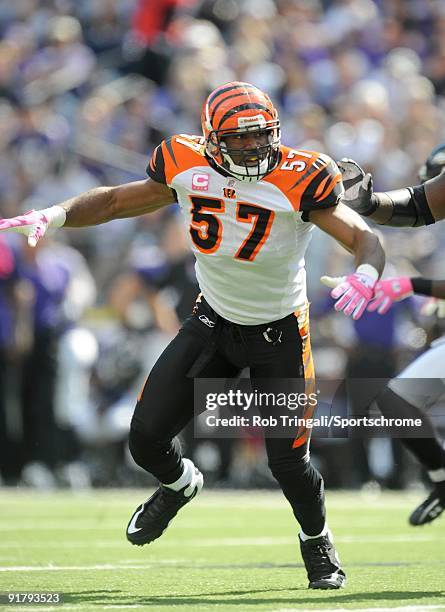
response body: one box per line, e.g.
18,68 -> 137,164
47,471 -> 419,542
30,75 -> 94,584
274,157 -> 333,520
129,297 -> 325,536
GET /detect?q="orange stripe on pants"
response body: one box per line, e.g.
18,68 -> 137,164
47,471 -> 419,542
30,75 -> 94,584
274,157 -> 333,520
292,304 -> 316,448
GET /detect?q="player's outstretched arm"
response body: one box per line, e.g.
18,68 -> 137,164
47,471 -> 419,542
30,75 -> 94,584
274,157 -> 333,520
0,179 -> 176,247
309,202 -> 385,320
338,159 -> 444,227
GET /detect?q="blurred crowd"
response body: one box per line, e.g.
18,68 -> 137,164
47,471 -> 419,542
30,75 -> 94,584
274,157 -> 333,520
1,0 -> 445,491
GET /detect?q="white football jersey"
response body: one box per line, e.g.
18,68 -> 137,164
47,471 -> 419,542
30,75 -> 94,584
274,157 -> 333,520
147,134 -> 343,325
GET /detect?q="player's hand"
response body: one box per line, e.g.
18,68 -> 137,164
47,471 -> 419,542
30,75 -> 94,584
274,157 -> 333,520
420,297 -> 445,318
367,277 -> 413,314
0,210 -> 50,247
0,206 -> 66,247
336,159 -> 375,216
320,269 -> 377,320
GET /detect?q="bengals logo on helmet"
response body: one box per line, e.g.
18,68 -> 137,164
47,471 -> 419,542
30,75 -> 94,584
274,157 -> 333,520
201,82 -> 280,183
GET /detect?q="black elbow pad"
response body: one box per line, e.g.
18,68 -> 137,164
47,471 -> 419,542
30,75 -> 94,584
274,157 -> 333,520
376,184 -> 435,227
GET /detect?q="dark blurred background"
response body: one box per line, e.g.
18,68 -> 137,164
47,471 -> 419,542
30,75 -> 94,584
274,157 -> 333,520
1,0 -> 445,492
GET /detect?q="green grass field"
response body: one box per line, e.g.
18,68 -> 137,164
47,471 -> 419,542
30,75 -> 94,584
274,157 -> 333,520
0,489 -> 444,611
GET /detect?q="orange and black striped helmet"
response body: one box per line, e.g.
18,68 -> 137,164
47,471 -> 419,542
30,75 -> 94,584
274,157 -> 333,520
201,81 -> 280,182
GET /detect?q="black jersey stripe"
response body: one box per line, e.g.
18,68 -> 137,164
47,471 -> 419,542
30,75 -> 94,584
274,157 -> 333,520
289,160 -> 324,192
306,164 -> 331,194
315,173 -> 342,202
146,144 -> 166,184
164,137 -> 178,168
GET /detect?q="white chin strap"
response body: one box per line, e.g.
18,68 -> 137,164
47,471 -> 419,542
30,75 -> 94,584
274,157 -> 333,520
222,154 -> 269,182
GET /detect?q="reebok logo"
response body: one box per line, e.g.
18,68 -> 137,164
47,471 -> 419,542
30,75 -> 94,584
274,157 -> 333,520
199,315 -> 215,328
237,114 -> 266,129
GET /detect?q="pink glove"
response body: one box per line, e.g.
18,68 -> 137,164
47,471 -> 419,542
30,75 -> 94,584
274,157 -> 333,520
0,207 -> 65,247
367,277 -> 413,315
0,237 -> 14,278
329,267 -> 378,320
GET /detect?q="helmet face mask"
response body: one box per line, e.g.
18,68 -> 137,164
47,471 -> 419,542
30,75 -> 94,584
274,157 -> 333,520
218,125 -> 280,181
418,143 -> 445,183
202,82 -> 280,182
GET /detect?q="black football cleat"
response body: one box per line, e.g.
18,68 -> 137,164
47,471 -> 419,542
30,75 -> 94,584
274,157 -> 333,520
409,486 -> 445,526
126,463 -> 203,546
299,532 -> 346,589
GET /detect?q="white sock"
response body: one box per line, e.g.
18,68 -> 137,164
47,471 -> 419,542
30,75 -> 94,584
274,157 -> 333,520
163,458 -> 195,492
428,467 -> 445,483
300,523 -> 329,542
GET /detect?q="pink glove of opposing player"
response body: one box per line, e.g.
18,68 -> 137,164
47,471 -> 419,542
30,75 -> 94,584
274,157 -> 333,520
367,277 -> 413,314
0,207 -> 66,247
321,265 -> 378,320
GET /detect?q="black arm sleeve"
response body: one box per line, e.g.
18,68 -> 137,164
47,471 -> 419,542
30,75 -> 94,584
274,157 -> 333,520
372,184 -> 435,227
411,278 -> 433,296
410,278 -> 445,299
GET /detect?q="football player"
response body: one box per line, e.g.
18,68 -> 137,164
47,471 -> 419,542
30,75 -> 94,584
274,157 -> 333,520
0,82 -> 386,589
324,144 -> 445,526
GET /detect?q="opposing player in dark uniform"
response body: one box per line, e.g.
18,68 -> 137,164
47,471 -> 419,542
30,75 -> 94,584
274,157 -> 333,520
0,82 -> 386,589
326,145 -> 445,526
